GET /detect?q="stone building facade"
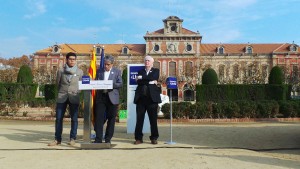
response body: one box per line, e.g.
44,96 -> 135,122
32,16 -> 300,101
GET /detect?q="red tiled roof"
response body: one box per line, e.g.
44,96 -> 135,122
200,43 -> 297,54
35,43 -> 298,56
35,44 -> 146,56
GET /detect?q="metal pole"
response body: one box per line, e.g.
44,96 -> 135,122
166,89 -> 176,144
170,89 -> 173,142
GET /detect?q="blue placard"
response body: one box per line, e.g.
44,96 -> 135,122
82,76 -> 90,84
166,77 -> 178,89
129,66 -> 144,85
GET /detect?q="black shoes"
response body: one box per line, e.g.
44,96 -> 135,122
134,139 -> 157,145
151,140 -> 158,144
134,140 -> 143,145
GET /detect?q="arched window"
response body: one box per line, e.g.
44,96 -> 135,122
96,47 -> 101,55
292,66 -> 299,79
183,84 -> 194,101
185,61 -> 192,77
218,65 -> 225,80
167,89 -> 178,101
246,46 -> 253,54
262,65 -> 268,79
169,61 -> 176,76
233,65 -> 239,78
218,47 -> 224,54
122,47 -> 128,54
247,64 -> 254,77
290,45 -> 297,52
154,61 -> 160,69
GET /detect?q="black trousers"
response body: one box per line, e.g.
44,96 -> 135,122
94,93 -> 118,143
134,96 -> 159,141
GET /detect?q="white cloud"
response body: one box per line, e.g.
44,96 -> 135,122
24,0 -> 46,19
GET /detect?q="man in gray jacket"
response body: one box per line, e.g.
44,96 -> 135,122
48,52 -> 83,146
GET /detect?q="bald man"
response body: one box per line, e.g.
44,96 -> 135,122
133,55 -> 162,145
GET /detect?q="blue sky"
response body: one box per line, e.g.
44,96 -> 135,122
0,0 -> 300,58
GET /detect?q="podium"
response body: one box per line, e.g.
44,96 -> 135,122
78,77 -> 113,149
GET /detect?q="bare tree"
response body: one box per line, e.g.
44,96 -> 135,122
32,67 -> 57,85
0,68 -> 18,83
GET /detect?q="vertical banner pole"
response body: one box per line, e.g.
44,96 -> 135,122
166,89 -> 176,145
83,90 -> 92,142
170,89 -> 173,143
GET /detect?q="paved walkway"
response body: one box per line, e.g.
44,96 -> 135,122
0,120 -> 300,169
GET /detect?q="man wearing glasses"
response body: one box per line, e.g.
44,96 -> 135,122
93,55 -> 123,144
48,52 -> 83,146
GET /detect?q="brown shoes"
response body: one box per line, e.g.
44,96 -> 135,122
48,140 -> 61,146
134,140 -> 143,145
151,140 -> 158,144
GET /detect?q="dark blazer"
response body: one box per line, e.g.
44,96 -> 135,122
95,67 -> 123,105
134,68 -> 162,104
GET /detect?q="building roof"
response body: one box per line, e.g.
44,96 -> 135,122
0,63 -> 14,70
34,43 -> 298,56
34,44 -> 146,56
200,43 -> 299,54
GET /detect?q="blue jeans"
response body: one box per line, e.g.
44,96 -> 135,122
55,99 -> 79,142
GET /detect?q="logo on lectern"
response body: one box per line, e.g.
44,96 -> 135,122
82,76 -> 90,84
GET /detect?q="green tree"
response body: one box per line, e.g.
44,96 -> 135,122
202,68 -> 218,84
17,65 -> 33,83
268,66 -> 283,84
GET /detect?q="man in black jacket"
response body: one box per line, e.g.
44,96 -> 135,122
133,55 -> 162,145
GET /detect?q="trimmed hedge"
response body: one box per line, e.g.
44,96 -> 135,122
17,65 -> 33,83
269,66 -> 284,84
44,84 -> 57,101
196,84 -> 291,102
0,83 -> 38,101
161,100 -> 300,119
202,68 -> 218,84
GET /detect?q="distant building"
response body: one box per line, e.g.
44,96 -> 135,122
32,16 -> 300,101
0,63 -> 13,70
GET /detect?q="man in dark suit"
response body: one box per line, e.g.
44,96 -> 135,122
94,55 -> 123,144
134,55 -> 162,145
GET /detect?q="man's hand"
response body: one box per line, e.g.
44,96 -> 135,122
149,80 -> 157,85
136,75 -> 142,81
